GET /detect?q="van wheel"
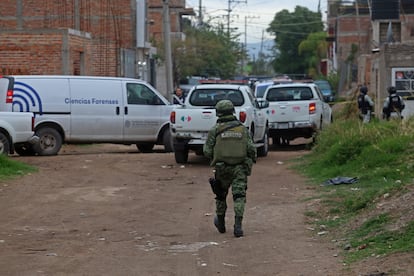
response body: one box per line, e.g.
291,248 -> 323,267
33,127 -> 62,156
137,143 -> 154,153
174,149 -> 189,164
162,130 -> 174,153
14,143 -> 35,156
0,132 -> 10,155
257,129 -> 269,157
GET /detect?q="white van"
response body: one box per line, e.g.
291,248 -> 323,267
0,75 -> 175,156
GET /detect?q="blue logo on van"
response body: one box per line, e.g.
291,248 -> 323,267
13,82 -> 43,113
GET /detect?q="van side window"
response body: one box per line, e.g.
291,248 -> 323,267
127,83 -> 162,105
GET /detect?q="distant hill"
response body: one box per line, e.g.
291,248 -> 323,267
246,40 -> 275,59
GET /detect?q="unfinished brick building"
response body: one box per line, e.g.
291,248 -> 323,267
327,0 -> 414,110
0,0 -> 192,93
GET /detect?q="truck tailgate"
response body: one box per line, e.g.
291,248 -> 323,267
268,101 -> 312,123
172,107 -> 217,135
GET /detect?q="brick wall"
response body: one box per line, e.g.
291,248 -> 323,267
0,0 -> 190,84
334,16 -> 372,62
0,30 -> 93,75
0,0 -> 136,76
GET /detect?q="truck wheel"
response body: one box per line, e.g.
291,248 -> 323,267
0,132 -> 10,155
136,143 -> 154,153
162,130 -> 174,153
257,130 -> 269,157
14,143 -> 35,156
33,127 -> 62,156
174,149 -> 189,164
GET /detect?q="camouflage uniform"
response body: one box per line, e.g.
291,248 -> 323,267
203,100 -> 257,237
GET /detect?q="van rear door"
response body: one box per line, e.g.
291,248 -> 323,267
69,78 -> 124,141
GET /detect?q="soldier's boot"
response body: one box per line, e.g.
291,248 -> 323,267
234,216 -> 244,237
214,215 -> 226,233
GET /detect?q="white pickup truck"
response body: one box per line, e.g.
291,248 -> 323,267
169,84 -> 269,163
262,83 -> 333,145
0,112 -> 39,155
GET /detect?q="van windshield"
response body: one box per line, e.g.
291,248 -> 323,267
314,81 -> 333,96
316,82 -> 331,90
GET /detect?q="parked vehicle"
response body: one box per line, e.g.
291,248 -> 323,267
254,80 -> 274,98
0,75 -> 175,156
254,76 -> 293,98
170,84 -> 269,163
262,83 -> 333,145
314,80 -> 335,102
0,112 -> 38,155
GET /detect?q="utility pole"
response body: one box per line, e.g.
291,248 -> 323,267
259,29 -> 264,56
226,0 -> 247,37
162,0 -> 174,103
198,0 -> 203,27
355,0 -> 361,50
242,15 -> 259,75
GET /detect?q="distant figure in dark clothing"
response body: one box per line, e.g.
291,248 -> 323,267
357,86 -> 374,123
382,86 -> 405,120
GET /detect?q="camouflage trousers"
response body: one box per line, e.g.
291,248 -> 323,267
214,163 -> 248,217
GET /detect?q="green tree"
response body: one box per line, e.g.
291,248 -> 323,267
172,23 -> 242,84
267,6 -> 323,75
298,31 -> 327,78
249,51 -> 274,76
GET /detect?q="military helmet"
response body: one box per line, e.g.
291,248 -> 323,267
215,99 -> 235,116
387,86 -> 397,94
360,86 -> 368,94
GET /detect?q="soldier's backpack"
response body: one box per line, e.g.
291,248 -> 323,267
213,122 -> 248,165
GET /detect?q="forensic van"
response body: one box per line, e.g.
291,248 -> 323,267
0,75 -> 175,156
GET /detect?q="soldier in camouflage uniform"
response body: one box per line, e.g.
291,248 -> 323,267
203,100 -> 257,237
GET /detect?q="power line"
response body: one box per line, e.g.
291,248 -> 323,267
226,0 -> 247,36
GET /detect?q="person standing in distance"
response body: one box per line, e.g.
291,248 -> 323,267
203,100 -> 256,238
357,85 -> 374,123
173,87 -> 185,104
382,86 -> 405,120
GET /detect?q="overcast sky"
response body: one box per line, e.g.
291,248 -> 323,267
185,0 -> 327,44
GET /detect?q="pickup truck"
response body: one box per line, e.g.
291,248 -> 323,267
170,84 -> 269,163
0,112 -> 39,155
262,83 -> 333,145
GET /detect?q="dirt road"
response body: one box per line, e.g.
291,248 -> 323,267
0,143 -> 367,275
